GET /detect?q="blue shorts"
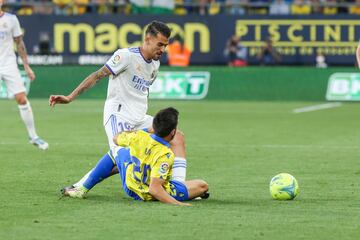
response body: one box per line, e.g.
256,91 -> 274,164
169,180 -> 189,201
113,148 -> 142,201
113,148 -> 189,202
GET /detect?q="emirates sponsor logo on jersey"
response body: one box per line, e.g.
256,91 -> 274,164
132,75 -> 151,93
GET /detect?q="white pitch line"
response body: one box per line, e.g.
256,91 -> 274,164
292,102 -> 342,114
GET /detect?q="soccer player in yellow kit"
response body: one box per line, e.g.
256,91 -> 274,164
62,107 -> 209,205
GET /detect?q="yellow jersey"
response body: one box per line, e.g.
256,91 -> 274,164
114,130 -> 175,201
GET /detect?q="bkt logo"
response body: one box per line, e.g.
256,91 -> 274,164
150,72 -> 210,100
327,73 -> 360,101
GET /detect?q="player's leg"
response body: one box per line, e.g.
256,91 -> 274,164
183,179 -> 209,200
62,152 -> 115,198
72,115 -> 132,188
137,115 -> 188,182
3,68 -> 48,150
168,179 -> 209,202
170,131 -> 187,182
113,147 -> 142,200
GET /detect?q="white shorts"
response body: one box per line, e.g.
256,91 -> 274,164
0,66 -> 26,96
104,114 -> 153,148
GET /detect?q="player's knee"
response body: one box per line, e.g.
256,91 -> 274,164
172,131 -> 185,147
15,93 -> 27,105
198,180 -> 209,193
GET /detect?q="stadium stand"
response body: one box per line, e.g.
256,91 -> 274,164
2,0 -> 360,15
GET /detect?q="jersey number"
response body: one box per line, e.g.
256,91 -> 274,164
131,156 -> 150,184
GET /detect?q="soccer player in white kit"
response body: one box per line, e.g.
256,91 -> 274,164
50,21 -> 187,192
0,0 -> 48,150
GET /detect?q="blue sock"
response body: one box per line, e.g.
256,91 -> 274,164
83,153 -> 114,190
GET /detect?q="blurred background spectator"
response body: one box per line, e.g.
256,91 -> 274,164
34,0 -> 53,14
90,0 -> 114,14
349,0 -> 360,14
15,0 -> 34,15
167,35 -> 192,67
323,0 -> 338,15
310,0 -> 322,14
33,32 -> 53,55
71,0 -> 89,15
53,0 -> 71,15
291,0 -> 311,14
224,35 -> 248,67
269,0 -> 290,15
316,52 -> 328,68
257,38 -> 282,65
225,0 -> 247,15
247,0 -> 268,14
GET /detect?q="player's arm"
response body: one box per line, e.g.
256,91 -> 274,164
356,42 -> 360,69
14,35 -> 35,81
149,177 -> 190,206
49,66 -> 111,107
113,131 -> 136,146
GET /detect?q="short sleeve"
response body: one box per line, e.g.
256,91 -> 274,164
150,155 -> 173,180
12,15 -> 23,38
105,49 -> 130,75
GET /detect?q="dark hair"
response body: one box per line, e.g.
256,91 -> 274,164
172,34 -> 184,44
145,20 -> 171,39
153,107 -> 179,138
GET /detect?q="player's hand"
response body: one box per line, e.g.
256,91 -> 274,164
24,65 -> 35,81
178,202 -> 191,206
49,95 -> 72,107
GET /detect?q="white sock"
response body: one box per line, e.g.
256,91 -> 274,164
73,169 -> 93,188
171,157 -> 187,182
18,102 -> 38,140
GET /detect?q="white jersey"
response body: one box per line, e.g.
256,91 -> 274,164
0,12 -> 22,68
103,47 -> 159,125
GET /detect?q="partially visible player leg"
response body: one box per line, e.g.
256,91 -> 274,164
15,92 -> 37,139
16,94 -> 49,150
8,69 -> 49,150
184,179 -> 209,200
168,179 -> 209,202
4,67 -> 48,150
113,147 -> 142,200
73,115 -> 131,188
171,131 -> 187,182
62,152 -> 115,198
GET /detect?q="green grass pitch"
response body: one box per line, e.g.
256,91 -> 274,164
0,99 -> 360,240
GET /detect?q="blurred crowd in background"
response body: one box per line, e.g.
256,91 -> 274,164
2,0 -> 360,16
